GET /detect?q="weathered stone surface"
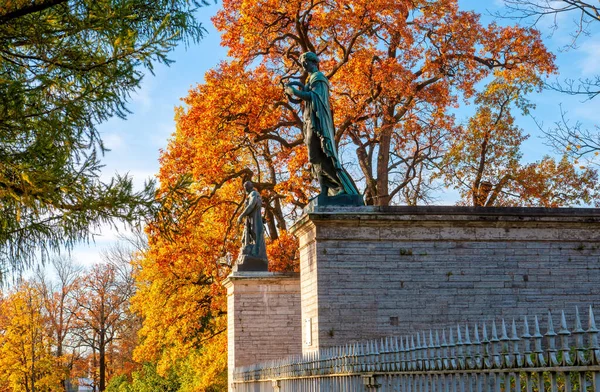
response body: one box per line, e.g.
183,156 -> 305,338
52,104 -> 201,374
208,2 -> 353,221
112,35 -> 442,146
290,206 -> 600,352
223,272 -> 301,391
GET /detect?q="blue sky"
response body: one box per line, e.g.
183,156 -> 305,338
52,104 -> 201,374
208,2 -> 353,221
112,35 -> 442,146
69,1 -> 600,265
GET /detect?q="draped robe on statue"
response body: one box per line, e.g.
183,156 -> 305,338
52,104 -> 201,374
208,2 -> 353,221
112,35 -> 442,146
302,71 -> 360,196
239,189 -> 267,260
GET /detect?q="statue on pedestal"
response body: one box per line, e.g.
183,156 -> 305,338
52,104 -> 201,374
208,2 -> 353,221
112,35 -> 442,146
235,181 -> 268,271
284,52 -> 363,206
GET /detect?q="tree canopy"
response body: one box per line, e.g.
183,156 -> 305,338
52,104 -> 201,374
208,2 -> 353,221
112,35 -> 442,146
211,0 -> 562,205
130,0 -> 599,389
0,0 -> 209,276
3,1 -> 599,390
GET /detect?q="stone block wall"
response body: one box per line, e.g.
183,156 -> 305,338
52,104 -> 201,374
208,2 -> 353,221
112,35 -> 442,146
291,206 -> 600,352
224,272 -> 301,390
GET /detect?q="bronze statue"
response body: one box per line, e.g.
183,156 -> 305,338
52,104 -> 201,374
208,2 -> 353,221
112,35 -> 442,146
235,181 -> 268,271
285,52 -> 362,202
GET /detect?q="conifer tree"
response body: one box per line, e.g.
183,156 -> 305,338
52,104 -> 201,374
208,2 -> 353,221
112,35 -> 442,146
0,0 -> 210,275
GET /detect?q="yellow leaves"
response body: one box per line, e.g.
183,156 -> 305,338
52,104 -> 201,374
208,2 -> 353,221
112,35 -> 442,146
20,172 -> 32,185
139,50 -> 310,382
0,285 -> 64,392
176,326 -> 228,391
133,185 -> 234,371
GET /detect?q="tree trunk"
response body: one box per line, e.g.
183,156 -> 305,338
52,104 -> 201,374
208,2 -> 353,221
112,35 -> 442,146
30,296 -> 36,392
99,334 -> 106,391
264,207 -> 278,240
376,127 -> 392,206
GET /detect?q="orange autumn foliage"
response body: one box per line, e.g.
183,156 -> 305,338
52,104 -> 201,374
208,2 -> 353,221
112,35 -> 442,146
439,77 -> 599,206
132,60 -> 305,391
214,0 -> 557,205
266,230 -> 300,273
72,262 -> 136,392
0,284 -> 64,392
132,1 -> 597,389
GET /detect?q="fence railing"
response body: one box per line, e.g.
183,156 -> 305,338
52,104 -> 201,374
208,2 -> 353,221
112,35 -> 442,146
232,306 -> 600,391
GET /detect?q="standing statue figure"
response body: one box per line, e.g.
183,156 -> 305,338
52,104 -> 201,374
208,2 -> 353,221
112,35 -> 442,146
235,181 -> 268,271
285,52 -> 363,205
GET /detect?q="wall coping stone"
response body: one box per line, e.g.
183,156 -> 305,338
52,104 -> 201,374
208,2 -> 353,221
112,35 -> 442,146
223,271 -> 300,289
290,206 -> 600,234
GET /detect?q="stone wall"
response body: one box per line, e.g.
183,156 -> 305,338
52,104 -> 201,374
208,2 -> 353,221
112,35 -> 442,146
291,206 -> 600,352
224,272 -> 301,390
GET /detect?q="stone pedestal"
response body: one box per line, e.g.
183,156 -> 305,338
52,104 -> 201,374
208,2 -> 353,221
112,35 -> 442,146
232,254 -> 268,272
223,272 -> 301,391
291,205 -> 600,352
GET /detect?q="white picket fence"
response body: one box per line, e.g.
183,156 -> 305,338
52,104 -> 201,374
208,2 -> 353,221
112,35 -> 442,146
233,307 -> 600,391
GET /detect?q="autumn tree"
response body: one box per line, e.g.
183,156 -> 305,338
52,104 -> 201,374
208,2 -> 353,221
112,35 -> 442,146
439,77 -> 598,207
72,260 -> 136,392
33,257 -> 83,390
0,283 -> 63,392
129,0 -> 579,389
0,0 -> 211,277
130,59 -> 305,390
209,0 -> 557,206
101,241 -> 146,381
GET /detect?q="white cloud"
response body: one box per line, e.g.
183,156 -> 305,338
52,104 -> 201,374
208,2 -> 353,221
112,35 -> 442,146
578,40 -> 600,76
88,221 -> 131,242
70,247 -> 105,267
102,132 -> 124,150
126,169 -> 159,188
70,222 -> 140,267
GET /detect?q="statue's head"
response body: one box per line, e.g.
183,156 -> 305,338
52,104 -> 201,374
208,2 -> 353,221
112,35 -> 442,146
299,52 -> 319,72
243,181 -> 254,193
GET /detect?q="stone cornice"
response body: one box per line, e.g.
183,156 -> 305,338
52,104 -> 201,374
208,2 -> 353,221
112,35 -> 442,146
290,206 -> 600,234
222,271 -> 300,289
